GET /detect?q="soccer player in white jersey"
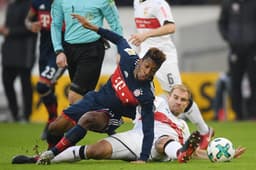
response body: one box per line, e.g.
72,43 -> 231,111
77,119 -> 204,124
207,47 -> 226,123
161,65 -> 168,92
129,0 -> 213,149
12,84 -> 245,164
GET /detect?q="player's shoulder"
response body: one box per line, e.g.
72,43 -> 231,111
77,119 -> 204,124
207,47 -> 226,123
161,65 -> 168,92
154,96 -> 168,109
154,96 -> 165,104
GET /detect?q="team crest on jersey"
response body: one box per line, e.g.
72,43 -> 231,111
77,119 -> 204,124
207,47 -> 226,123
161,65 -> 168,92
124,48 -> 136,56
133,89 -> 143,97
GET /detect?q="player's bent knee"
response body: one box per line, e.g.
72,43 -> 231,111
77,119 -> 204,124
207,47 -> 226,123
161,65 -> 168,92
155,135 -> 175,154
48,116 -> 74,135
78,111 -> 108,131
36,82 -> 51,96
87,140 -> 112,159
68,90 -> 83,104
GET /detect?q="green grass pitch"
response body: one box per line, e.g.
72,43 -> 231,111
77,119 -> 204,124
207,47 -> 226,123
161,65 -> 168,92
0,121 -> 255,170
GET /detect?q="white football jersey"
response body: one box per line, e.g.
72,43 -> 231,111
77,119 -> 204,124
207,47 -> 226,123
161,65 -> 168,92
134,96 -> 190,144
105,96 -> 190,161
134,0 -> 177,61
133,0 -> 182,91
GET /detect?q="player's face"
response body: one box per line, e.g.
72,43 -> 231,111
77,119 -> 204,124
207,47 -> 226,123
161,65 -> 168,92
134,58 -> 159,81
167,88 -> 190,116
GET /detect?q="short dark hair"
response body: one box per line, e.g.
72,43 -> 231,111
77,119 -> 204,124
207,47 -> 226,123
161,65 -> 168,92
143,47 -> 166,68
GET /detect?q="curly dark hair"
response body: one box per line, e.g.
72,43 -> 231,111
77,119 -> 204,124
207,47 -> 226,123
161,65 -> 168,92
142,47 -> 166,68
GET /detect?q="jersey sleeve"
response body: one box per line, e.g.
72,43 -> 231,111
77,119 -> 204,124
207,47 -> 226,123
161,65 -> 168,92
135,86 -> 155,160
51,0 -> 64,51
154,1 -> 175,25
139,101 -> 155,161
98,28 -> 137,63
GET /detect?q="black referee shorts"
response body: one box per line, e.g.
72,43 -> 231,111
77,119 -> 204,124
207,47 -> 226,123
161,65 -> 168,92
63,39 -> 105,95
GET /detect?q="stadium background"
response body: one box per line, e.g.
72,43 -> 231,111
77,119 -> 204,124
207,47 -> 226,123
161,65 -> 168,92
0,5 -> 242,122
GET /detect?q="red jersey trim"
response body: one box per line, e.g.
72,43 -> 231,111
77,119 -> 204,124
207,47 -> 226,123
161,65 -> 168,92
154,111 -> 184,144
39,76 -> 51,84
61,112 -> 77,126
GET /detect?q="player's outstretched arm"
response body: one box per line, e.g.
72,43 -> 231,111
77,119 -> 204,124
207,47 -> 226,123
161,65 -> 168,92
71,14 -> 99,32
193,146 -> 246,160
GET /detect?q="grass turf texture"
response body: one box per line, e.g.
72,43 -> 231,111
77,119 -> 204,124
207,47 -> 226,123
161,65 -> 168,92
0,121 -> 255,170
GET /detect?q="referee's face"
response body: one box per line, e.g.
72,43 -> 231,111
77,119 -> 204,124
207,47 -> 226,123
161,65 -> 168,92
134,58 -> 158,81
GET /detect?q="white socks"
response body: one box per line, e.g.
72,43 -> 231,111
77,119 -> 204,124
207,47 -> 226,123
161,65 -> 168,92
51,145 -> 84,163
179,101 -> 209,134
164,141 -> 182,160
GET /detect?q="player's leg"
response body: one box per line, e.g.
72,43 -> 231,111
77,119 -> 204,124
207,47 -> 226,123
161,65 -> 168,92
228,51 -> 245,120
42,140 -> 113,163
46,114 -> 75,148
38,110 -> 110,164
179,101 -> 214,149
19,68 -> 33,122
154,135 -> 182,161
50,145 -> 83,163
37,52 -> 64,139
12,129 -> 140,164
153,133 -> 200,163
176,131 -> 201,163
2,66 -> 19,121
51,130 -> 141,163
245,51 -> 256,119
39,67 -> 66,140
46,91 -> 102,149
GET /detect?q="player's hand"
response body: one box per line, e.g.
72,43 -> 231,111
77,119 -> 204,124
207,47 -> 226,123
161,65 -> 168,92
56,52 -> 68,68
193,148 -> 209,159
31,21 -> 41,33
129,33 -> 147,46
0,26 -> 9,36
130,160 -> 146,164
234,146 -> 246,159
